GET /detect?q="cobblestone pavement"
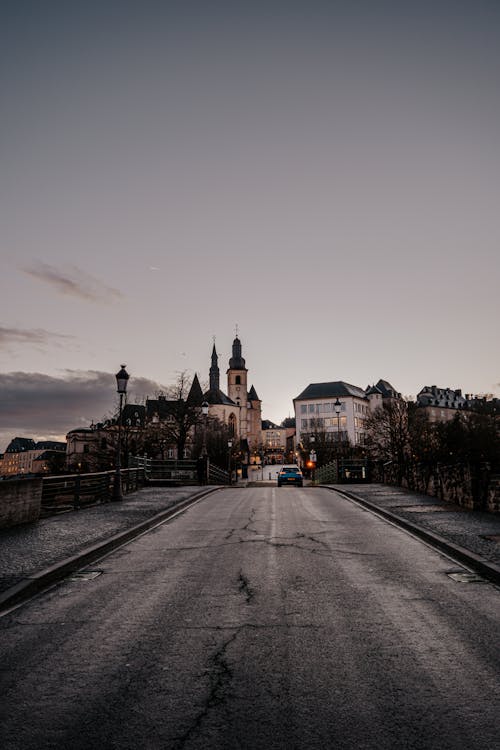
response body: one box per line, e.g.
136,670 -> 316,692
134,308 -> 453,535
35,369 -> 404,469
0,486 -> 213,596
324,483 -> 500,565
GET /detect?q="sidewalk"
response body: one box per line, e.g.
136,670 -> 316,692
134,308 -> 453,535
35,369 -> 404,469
0,485 -> 219,610
323,483 -> 500,582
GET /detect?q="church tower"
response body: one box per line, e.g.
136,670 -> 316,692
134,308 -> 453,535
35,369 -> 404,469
227,335 -> 248,439
209,343 -> 220,391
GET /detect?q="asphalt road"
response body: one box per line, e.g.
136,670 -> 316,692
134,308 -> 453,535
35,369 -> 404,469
1,487 -> 499,750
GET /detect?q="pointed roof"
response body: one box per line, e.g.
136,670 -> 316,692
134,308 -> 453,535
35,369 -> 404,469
375,379 -> 400,398
248,385 -> 259,401
365,384 -> 383,396
209,343 -> 220,391
186,373 -> 204,406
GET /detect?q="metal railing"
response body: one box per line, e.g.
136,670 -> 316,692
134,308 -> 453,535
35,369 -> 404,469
41,468 -> 145,515
315,460 -> 338,484
208,462 -> 230,485
129,456 -> 230,485
315,459 -> 370,484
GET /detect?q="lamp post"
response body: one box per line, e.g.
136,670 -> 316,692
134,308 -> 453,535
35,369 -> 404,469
201,400 -> 209,484
334,398 -> 342,446
227,439 -> 233,485
334,397 -> 342,481
113,364 -> 129,501
201,401 -> 209,456
309,433 -> 317,484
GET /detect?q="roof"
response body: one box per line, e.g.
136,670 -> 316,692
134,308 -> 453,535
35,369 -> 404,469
365,385 -> 383,396
121,404 -> 146,426
203,388 -> 236,406
248,385 -> 259,401
374,379 -> 400,398
146,397 -> 177,420
35,441 -> 66,451
294,381 -> 368,401
262,419 -> 278,430
187,374 -> 204,406
5,437 -> 37,453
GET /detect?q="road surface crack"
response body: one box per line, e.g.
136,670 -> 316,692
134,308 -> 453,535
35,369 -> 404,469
172,627 -> 241,749
237,569 -> 255,603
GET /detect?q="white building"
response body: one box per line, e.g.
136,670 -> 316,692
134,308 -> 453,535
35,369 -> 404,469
293,381 -> 387,447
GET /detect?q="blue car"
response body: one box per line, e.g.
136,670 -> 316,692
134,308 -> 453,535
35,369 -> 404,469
277,465 -> 303,487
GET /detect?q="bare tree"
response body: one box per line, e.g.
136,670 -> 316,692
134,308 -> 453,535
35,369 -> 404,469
146,372 -> 203,459
364,400 -> 410,483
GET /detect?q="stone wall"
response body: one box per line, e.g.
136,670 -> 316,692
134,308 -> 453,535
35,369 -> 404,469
373,462 -> 499,513
0,478 -> 42,528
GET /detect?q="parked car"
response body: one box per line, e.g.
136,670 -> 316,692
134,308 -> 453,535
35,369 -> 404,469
277,465 -> 303,487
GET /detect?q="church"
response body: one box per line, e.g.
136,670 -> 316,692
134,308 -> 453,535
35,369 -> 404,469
203,335 -> 262,459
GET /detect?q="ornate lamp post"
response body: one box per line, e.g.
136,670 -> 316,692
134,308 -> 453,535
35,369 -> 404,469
227,439 -> 233,485
334,397 -> 342,481
201,400 -> 209,484
334,398 -> 342,447
112,364 -> 129,501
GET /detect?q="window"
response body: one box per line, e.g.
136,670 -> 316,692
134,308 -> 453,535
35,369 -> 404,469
300,404 -> 307,414
301,419 -> 308,429
236,375 -> 241,384
308,404 -> 316,413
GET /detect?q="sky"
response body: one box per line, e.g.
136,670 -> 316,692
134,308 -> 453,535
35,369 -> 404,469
1,0 -> 499,451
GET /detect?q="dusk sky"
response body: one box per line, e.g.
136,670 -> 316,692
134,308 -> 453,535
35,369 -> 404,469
1,1 -> 499,451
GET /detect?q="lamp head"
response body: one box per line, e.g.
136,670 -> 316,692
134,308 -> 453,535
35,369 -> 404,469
115,365 -> 129,394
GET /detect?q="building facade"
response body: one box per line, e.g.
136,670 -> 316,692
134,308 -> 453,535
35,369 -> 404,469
204,336 -> 262,457
294,379 -> 401,448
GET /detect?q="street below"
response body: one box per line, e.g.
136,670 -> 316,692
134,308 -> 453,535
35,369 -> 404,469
1,486 -> 499,749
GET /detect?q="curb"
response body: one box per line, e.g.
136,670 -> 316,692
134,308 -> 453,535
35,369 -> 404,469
321,485 -> 500,586
0,487 -> 221,614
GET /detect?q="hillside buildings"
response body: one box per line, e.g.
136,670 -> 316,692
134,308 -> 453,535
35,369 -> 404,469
0,438 -> 66,478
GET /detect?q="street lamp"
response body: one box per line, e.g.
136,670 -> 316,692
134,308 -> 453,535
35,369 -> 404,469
200,400 -> 209,485
113,364 -> 129,501
201,401 -> 209,456
227,439 -> 233,485
334,398 -> 342,446
334,397 -> 342,481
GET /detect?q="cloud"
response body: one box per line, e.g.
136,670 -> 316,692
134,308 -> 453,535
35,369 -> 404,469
21,262 -> 123,302
0,370 -> 166,451
0,326 -> 74,349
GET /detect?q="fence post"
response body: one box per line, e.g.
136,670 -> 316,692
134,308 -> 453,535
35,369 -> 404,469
74,474 -> 81,510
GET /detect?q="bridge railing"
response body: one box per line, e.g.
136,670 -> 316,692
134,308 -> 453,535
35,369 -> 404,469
315,459 -> 370,484
129,456 -> 230,485
208,462 -> 230,485
41,468 -> 145,515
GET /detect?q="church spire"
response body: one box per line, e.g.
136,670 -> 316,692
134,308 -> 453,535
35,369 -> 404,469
209,343 -> 220,390
229,335 -> 246,370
